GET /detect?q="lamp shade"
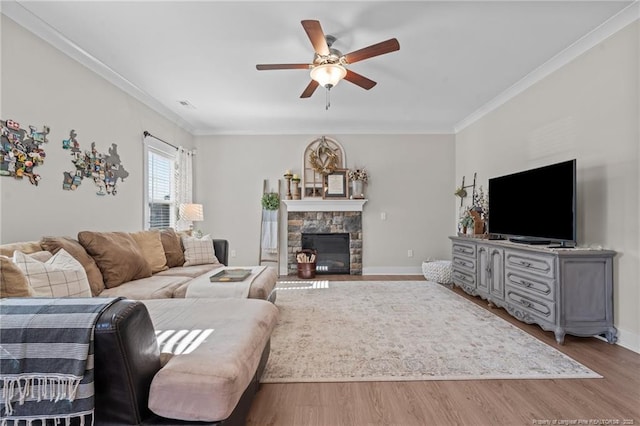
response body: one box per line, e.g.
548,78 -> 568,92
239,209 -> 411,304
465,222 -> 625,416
179,203 -> 204,222
310,64 -> 347,88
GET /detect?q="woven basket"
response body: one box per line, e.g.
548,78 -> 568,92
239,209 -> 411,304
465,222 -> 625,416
422,260 -> 453,284
296,249 -> 317,279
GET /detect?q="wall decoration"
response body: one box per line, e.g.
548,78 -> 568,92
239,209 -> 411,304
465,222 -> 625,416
0,119 -> 49,186
303,136 -> 345,198
323,169 -> 349,199
62,130 -> 129,196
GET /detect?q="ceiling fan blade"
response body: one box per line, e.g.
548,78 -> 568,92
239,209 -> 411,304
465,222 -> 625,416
344,69 -> 377,90
300,80 -> 320,98
256,63 -> 311,70
344,38 -> 400,64
301,20 -> 330,56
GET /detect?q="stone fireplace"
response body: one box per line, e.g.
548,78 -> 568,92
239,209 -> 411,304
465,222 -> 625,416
284,200 -> 365,275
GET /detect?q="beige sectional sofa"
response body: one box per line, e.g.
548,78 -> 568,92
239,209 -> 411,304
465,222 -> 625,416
0,229 -> 280,424
0,229 -> 277,301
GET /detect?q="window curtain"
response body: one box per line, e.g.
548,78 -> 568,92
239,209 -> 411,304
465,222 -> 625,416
174,147 -> 194,231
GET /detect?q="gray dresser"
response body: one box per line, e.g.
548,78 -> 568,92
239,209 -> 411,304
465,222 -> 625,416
450,236 -> 617,344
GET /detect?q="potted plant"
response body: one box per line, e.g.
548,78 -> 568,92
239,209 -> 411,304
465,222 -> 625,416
261,192 -> 280,210
459,212 -> 474,234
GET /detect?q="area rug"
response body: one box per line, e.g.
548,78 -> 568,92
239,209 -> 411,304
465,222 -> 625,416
261,280 -> 601,383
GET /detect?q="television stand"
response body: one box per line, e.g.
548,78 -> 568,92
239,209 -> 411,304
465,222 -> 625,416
449,236 -> 617,344
508,237 -> 550,245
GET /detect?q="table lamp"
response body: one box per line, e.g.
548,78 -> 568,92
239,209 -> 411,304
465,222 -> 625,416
179,203 -> 204,237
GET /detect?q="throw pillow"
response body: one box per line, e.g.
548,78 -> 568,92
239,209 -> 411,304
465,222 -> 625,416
182,235 -> 218,267
40,236 -> 106,296
0,241 -> 43,257
78,231 -> 153,289
0,255 -> 34,297
13,249 -> 92,297
28,251 -> 53,263
130,230 -> 169,273
159,228 -> 185,268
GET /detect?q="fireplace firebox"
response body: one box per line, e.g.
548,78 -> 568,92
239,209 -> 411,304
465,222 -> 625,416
302,233 -> 350,274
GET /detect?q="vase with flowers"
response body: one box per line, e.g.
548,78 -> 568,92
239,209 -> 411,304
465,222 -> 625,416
348,168 -> 368,199
471,186 -> 489,234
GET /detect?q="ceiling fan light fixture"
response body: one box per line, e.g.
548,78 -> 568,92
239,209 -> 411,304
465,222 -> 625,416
310,63 -> 347,88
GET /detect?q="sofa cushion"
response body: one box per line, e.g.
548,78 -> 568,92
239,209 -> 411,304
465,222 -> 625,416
0,255 -> 34,297
154,264 -> 222,279
13,249 -> 92,297
143,298 -> 279,422
78,231 -> 152,288
182,235 -> 218,267
99,275 -> 191,300
159,228 -> 185,268
41,236 -> 106,296
130,230 -> 169,273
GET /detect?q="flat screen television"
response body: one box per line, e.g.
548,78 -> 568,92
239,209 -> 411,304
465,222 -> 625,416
488,159 -> 576,246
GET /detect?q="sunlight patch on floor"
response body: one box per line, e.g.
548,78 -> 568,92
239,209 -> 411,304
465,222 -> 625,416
275,280 -> 329,290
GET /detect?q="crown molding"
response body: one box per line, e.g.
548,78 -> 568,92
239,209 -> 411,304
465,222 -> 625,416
454,2 -> 640,133
1,0 -> 196,135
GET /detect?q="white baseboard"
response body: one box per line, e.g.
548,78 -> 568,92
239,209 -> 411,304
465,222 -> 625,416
611,327 -> 640,354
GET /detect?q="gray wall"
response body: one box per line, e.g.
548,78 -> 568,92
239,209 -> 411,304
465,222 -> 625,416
194,134 -> 455,274
455,21 -> 639,351
0,16 -> 194,242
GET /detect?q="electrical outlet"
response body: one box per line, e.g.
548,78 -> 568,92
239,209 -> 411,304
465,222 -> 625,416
230,250 -> 237,258
407,249 -> 414,258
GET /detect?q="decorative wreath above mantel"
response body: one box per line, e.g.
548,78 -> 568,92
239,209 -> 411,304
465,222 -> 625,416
309,137 -> 339,174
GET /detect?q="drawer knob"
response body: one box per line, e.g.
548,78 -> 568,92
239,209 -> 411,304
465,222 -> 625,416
520,299 -> 534,308
520,261 -> 532,267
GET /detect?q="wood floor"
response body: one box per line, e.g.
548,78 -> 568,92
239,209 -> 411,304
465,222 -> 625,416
247,275 -> 640,426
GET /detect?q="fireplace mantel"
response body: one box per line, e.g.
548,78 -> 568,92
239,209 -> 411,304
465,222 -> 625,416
282,199 -> 367,212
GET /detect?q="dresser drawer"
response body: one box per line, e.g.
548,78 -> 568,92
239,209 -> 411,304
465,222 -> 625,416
452,268 -> 476,288
505,270 -> 555,301
452,255 -> 476,273
452,242 -> 476,258
505,250 -> 555,279
505,286 -> 556,323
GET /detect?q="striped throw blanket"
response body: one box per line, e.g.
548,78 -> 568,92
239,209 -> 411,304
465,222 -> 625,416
0,297 -> 122,426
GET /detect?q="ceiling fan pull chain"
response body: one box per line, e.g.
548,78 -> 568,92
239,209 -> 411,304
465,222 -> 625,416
325,87 -> 331,110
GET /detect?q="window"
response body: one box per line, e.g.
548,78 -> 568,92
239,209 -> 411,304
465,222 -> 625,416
145,141 -> 176,230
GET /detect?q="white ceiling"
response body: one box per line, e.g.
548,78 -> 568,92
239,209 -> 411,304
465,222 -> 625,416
2,1 -> 635,135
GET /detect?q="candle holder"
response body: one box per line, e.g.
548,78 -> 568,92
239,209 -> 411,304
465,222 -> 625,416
291,179 -> 301,200
284,173 -> 293,199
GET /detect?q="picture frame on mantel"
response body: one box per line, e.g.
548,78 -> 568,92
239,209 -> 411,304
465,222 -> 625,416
323,169 -> 349,199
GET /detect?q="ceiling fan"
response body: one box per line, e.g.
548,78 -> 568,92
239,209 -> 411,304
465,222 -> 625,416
256,20 -> 400,106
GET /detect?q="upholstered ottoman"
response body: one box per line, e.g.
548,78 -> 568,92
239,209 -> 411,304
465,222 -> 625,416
142,298 -> 279,422
180,266 -> 278,302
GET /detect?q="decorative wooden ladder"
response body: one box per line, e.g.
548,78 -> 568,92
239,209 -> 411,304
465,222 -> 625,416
258,179 -> 282,276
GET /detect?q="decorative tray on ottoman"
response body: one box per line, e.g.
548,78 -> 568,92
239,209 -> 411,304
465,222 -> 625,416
209,268 -> 252,282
